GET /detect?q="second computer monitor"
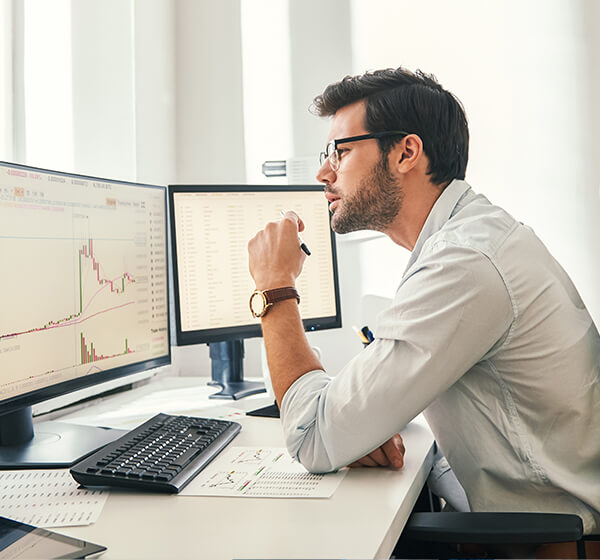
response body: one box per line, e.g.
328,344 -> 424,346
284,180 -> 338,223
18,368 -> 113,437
169,185 -> 341,346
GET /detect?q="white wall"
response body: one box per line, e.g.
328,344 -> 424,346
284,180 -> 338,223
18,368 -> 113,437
71,1 -> 136,180
12,0 -> 177,184
350,0 -> 600,324
174,0 -> 246,185
133,0 -> 176,186
240,0 -> 292,183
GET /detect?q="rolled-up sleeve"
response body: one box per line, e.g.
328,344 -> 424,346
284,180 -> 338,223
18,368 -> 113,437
280,369 -> 333,471
280,242 -> 514,474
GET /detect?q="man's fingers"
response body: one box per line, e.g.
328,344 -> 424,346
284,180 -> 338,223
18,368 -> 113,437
366,446 -> 390,466
350,455 -> 378,468
348,434 -> 405,470
382,434 -> 405,469
283,210 -> 305,233
348,449 -> 389,468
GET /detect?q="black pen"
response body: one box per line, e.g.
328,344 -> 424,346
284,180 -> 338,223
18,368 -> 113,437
280,211 -> 311,255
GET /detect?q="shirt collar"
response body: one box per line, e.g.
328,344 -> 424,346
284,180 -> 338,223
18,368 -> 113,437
404,179 -> 472,272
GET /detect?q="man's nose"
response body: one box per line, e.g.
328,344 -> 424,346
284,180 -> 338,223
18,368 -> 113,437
316,159 -> 336,185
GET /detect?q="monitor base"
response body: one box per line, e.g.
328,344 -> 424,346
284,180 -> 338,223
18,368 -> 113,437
207,380 -> 266,400
0,421 -> 127,469
207,340 -> 266,400
246,401 -> 280,418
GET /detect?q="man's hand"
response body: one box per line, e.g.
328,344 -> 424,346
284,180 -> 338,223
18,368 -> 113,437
348,434 -> 405,469
248,211 -> 307,290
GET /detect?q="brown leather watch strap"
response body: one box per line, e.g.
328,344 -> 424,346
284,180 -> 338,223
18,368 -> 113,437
250,287 -> 300,318
263,287 -> 300,305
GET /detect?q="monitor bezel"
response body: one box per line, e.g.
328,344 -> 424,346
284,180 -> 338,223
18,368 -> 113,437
169,184 -> 342,346
0,161 -> 171,418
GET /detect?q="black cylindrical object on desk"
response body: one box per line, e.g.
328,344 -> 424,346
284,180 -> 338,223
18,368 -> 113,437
209,340 -> 244,384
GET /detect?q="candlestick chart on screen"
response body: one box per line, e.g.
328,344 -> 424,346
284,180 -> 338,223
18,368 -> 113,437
0,170 -> 168,396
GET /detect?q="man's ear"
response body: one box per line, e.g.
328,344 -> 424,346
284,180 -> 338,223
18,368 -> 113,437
390,134 -> 424,174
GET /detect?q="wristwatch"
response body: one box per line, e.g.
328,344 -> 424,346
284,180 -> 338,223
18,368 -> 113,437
249,287 -> 300,318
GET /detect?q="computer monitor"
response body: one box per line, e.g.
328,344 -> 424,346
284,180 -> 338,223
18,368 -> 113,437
0,161 -> 170,467
169,185 -> 341,399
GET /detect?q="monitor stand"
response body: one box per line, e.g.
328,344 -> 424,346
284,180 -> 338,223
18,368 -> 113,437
246,400 -> 280,418
207,340 -> 266,400
0,407 -> 127,469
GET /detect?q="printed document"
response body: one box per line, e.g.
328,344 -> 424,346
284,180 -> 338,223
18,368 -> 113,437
180,447 -> 347,498
0,469 -> 108,527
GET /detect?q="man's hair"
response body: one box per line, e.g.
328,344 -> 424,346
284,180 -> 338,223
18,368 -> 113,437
313,67 -> 469,186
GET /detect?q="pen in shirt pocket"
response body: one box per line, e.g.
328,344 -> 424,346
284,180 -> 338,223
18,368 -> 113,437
353,325 -> 374,346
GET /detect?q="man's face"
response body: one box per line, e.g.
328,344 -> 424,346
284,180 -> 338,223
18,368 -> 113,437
316,101 -> 403,234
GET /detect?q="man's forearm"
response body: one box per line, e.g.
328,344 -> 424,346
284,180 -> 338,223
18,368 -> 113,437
261,299 -> 324,405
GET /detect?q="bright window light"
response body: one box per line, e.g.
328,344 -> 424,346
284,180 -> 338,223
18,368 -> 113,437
23,0 -> 73,171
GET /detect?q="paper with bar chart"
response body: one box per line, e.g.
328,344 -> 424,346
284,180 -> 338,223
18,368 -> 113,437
0,166 -> 169,400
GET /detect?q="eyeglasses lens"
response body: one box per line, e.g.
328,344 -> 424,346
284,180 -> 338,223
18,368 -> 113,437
329,149 -> 339,171
318,142 -> 340,171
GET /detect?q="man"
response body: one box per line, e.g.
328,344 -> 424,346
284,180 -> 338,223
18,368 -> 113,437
247,67 -> 600,536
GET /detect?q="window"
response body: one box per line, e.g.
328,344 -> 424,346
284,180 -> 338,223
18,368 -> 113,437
22,0 -> 73,170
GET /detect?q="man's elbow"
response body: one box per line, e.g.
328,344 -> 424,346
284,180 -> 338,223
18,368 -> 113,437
297,450 -> 336,474
287,429 -> 337,474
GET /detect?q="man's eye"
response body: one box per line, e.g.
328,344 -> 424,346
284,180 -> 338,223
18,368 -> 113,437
338,148 -> 349,157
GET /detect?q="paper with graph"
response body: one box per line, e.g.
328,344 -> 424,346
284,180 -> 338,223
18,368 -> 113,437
180,447 -> 347,498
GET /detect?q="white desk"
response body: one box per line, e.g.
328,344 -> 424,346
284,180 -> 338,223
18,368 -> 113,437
53,376 -> 434,559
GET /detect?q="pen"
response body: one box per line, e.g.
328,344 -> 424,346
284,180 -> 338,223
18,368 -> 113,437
280,211 -> 311,255
361,325 -> 375,343
352,325 -> 370,345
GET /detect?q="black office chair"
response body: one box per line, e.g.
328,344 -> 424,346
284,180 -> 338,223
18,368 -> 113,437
400,499 -> 600,559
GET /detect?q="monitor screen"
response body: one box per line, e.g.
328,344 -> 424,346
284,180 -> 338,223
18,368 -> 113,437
169,185 -> 341,346
0,161 -> 170,466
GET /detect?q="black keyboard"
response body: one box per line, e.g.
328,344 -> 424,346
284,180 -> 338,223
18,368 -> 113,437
70,413 -> 241,493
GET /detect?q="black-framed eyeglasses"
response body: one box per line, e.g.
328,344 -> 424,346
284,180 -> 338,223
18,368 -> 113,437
318,130 -> 410,171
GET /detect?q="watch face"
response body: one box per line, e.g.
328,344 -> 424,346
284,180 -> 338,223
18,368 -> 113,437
250,291 -> 267,317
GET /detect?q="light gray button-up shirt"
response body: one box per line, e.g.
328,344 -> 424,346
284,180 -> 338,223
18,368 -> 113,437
281,179 -> 600,533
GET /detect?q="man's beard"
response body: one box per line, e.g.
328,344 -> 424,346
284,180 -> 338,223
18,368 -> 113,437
330,156 -> 404,234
